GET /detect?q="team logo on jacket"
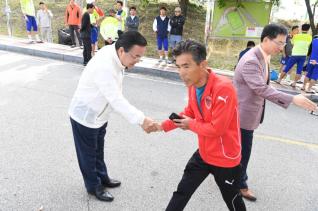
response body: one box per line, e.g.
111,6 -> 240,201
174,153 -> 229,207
205,96 -> 212,109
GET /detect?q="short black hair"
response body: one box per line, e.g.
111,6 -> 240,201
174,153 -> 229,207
117,1 -> 123,6
261,23 -> 288,42
302,23 -> 310,31
247,41 -> 255,47
292,25 -> 299,31
86,3 -> 94,9
115,31 -> 147,52
129,6 -> 136,11
39,2 -> 44,5
160,6 -> 167,11
172,40 -> 207,65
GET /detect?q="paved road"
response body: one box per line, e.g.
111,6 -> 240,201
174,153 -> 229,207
0,51 -> 317,211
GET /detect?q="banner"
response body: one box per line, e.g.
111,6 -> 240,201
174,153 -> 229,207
211,1 -> 272,39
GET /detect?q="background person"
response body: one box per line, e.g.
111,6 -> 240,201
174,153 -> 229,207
64,0 -> 83,48
36,2 -> 53,43
125,6 -> 139,31
20,0 -> 42,43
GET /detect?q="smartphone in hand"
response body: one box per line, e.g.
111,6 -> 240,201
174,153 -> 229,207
169,112 -> 183,121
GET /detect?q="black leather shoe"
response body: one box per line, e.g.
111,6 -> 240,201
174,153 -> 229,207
88,188 -> 114,202
102,178 -> 121,188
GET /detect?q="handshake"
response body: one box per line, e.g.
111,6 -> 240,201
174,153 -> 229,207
140,113 -> 191,134
141,117 -> 163,133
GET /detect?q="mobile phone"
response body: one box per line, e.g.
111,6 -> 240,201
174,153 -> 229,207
169,112 -> 183,120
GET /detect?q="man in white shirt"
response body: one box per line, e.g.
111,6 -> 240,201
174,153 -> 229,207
69,31 -> 157,202
36,2 -> 53,42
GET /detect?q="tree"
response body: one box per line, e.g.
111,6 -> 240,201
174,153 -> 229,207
178,0 -> 190,17
305,0 -> 318,35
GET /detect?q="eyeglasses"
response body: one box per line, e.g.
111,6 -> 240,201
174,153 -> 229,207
127,51 -> 141,60
271,39 -> 286,47
175,11 -> 181,13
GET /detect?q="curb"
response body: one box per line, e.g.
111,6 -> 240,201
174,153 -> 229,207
0,42 -> 83,64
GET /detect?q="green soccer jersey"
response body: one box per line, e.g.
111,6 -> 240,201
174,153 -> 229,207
291,33 -> 312,56
20,0 -> 35,16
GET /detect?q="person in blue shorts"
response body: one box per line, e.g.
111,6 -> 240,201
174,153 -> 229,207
20,0 -> 42,43
153,6 -> 171,64
279,26 -> 299,74
277,24 -> 312,87
302,35 -> 318,93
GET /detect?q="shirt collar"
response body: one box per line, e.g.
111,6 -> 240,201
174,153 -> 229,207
110,44 -> 125,70
258,45 -> 271,63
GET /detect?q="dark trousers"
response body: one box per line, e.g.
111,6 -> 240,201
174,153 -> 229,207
166,150 -> 246,211
238,128 -> 254,189
70,118 -> 110,192
69,25 -> 82,46
82,37 -> 92,64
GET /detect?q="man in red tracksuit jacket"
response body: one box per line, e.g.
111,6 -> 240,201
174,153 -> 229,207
154,40 -> 246,211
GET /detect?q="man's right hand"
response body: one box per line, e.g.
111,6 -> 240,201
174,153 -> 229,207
141,117 -> 159,133
65,23 -> 68,27
292,94 -> 317,111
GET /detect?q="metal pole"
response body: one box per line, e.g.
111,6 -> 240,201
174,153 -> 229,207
123,0 -> 128,8
123,0 -> 128,15
204,0 -> 214,46
5,0 -> 12,37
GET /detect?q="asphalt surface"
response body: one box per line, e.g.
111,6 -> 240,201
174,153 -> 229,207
0,51 -> 317,211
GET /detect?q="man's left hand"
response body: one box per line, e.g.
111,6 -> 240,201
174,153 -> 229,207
173,115 -> 192,130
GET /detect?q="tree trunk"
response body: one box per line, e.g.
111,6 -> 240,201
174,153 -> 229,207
304,0 -> 317,35
178,0 -> 189,17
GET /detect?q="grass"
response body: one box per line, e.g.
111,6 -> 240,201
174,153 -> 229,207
0,0 -> 281,70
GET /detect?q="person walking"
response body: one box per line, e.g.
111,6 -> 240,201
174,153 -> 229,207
278,26 -> 299,75
277,24 -> 312,86
302,35 -> 318,93
234,23 -> 317,201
